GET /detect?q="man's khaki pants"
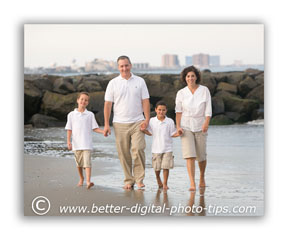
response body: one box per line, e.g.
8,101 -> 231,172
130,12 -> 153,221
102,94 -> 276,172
113,121 -> 146,185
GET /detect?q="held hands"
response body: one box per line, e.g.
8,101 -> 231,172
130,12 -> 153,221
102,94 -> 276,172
140,120 -> 149,131
177,127 -> 184,136
103,126 -> 111,137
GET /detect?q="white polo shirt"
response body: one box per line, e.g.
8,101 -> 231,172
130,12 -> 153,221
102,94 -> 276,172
175,85 -> 212,132
147,116 -> 177,154
65,108 -> 99,151
104,73 -> 150,123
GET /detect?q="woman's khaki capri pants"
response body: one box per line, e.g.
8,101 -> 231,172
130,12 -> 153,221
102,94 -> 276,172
181,130 -> 207,162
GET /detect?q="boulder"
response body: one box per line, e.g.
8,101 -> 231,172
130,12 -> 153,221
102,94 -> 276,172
245,84 -> 264,104
210,114 -> 234,125
222,96 -> 259,121
255,72 -> 264,85
238,76 -> 258,97
74,78 -> 103,92
53,77 -> 76,94
24,80 -> 43,122
225,112 -> 244,122
41,91 -> 78,120
87,92 -> 105,125
212,96 -> 225,115
30,113 -> 64,128
201,72 -> 217,95
216,82 -> 238,94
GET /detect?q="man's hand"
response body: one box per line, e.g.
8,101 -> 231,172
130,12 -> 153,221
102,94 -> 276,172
103,126 -> 111,137
140,120 -> 149,131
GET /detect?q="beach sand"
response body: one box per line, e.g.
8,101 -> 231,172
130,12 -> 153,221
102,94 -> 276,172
24,154 -> 193,216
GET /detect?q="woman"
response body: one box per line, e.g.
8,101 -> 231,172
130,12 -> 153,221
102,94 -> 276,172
175,65 -> 212,191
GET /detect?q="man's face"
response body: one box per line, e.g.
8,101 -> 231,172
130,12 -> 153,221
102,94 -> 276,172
118,59 -> 132,77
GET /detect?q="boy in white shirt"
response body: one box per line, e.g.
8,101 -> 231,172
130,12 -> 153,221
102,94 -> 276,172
142,101 -> 180,190
65,92 -> 104,189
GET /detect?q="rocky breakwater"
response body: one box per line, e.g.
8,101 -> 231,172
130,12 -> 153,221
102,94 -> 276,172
24,69 -> 264,128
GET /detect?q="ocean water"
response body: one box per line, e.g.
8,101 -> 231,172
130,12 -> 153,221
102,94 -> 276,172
24,121 -> 264,216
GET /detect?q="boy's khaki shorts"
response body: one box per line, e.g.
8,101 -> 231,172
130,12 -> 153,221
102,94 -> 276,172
73,150 -> 91,168
181,130 -> 207,162
152,152 -> 174,171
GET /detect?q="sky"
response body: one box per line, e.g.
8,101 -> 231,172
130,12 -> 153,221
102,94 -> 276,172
24,24 -> 264,68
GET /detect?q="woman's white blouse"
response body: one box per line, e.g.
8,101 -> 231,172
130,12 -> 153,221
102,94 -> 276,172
175,85 -> 212,132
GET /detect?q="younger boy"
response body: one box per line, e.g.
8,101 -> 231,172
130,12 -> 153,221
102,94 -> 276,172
65,92 -> 104,189
142,101 -> 179,190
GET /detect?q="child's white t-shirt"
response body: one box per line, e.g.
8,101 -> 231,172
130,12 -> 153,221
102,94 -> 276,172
65,108 -> 99,151
147,116 -> 177,154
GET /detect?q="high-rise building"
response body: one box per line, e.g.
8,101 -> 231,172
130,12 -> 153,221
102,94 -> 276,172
162,54 -> 180,68
185,56 -> 193,66
192,53 -> 209,67
209,55 -> 220,66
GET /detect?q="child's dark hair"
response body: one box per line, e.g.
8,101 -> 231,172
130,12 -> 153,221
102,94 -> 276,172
77,92 -> 90,99
155,100 -> 167,109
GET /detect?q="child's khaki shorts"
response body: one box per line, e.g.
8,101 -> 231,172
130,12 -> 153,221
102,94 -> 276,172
152,152 -> 174,171
181,130 -> 207,162
73,150 -> 91,168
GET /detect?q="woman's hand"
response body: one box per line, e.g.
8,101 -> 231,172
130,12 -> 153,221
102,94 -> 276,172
177,127 -> 184,136
202,122 -> 209,133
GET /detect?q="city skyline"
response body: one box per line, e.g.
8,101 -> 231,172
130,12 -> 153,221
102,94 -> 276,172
24,24 -> 264,68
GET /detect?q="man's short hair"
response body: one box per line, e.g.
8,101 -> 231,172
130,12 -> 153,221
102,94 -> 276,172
117,55 -> 131,64
77,92 -> 90,99
155,100 -> 167,109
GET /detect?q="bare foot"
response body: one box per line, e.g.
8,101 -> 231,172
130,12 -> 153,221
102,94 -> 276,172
137,182 -> 145,188
199,178 -> 206,188
77,179 -> 84,187
157,178 -> 163,188
163,185 -> 169,190
123,184 -> 133,190
189,182 -> 196,191
87,182 -> 94,189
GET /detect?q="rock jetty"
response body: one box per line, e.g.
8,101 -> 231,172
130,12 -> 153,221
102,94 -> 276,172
24,69 -> 264,127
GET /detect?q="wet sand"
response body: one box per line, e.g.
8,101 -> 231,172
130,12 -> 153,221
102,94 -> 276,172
24,154 -> 191,216
24,154 -> 263,216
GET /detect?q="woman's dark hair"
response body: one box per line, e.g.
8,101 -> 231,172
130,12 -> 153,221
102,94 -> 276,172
155,100 -> 167,109
180,65 -> 201,85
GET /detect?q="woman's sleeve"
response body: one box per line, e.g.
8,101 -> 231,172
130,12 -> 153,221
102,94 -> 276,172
205,88 -> 212,117
175,90 -> 183,113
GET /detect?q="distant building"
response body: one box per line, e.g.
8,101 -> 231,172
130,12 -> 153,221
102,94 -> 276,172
209,55 -> 220,66
133,63 -> 149,70
85,58 -> 116,72
185,56 -> 193,66
162,54 -> 180,68
192,53 -> 209,67
233,60 -> 243,66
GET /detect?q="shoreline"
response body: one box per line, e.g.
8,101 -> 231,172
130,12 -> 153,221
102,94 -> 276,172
24,153 -> 264,216
24,154 -> 180,216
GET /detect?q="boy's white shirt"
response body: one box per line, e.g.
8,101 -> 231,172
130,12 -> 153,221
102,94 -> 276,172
147,116 -> 177,154
65,108 -> 99,151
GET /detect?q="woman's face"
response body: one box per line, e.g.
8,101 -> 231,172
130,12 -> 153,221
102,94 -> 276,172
185,71 -> 197,85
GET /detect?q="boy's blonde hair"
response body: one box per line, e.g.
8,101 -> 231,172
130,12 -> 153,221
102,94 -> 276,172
77,92 -> 90,99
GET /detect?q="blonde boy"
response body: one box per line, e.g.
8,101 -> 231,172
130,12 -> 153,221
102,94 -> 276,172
143,101 -> 179,190
65,92 -> 104,189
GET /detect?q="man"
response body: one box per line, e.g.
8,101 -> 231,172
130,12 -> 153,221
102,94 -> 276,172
103,56 -> 150,189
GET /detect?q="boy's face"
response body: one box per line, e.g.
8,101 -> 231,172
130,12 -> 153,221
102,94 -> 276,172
155,105 -> 167,118
77,94 -> 89,109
